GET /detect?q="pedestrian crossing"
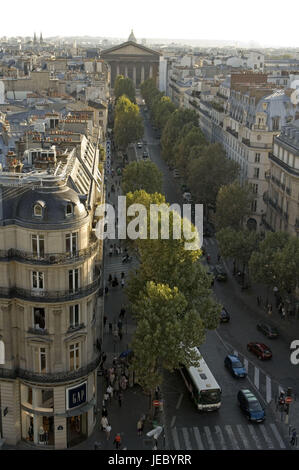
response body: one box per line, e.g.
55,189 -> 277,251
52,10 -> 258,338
104,254 -> 138,284
231,349 -> 283,405
169,422 -> 287,450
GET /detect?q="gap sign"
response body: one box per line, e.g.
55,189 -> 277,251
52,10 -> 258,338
66,382 -> 87,409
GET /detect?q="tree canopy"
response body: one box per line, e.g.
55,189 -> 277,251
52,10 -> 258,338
114,75 -> 136,103
215,182 -> 254,231
113,95 -> 144,149
121,160 -> 163,195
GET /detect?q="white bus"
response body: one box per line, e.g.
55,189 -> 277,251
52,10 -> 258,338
180,347 -> 221,411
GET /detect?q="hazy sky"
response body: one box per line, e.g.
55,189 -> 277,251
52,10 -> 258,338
3,0 -> 299,47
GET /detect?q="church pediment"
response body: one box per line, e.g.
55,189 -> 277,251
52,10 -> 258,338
101,41 -> 161,58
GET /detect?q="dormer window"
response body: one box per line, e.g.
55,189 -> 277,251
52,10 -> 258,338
66,203 -> 73,216
33,201 -> 45,218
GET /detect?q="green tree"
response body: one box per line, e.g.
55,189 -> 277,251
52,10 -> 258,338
140,78 -> 159,104
130,281 -> 206,396
215,182 -> 254,231
174,125 -> 206,177
152,95 -> 176,130
187,145 -> 239,212
114,95 -> 144,149
161,108 -> 198,165
121,160 -> 163,195
114,75 -> 136,103
249,232 -> 299,297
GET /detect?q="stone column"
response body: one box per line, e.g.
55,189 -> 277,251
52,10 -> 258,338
53,309 -> 62,372
133,65 -> 136,86
141,64 -> 145,83
116,64 -> 120,77
149,64 -> 153,79
125,65 -> 128,78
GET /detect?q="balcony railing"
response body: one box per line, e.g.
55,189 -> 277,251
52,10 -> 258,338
27,327 -> 49,335
0,240 -> 100,265
242,137 -> 272,149
226,127 -> 238,138
0,355 -> 101,383
286,187 -> 292,196
0,276 -> 100,302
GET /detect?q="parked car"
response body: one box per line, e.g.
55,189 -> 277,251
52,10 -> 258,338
143,150 -> 149,158
237,389 -> 265,422
183,192 -> 193,202
247,342 -> 272,360
220,307 -> 230,323
213,265 -> 227,282
224,355 -> 247,378
137,142 -> 143,149
173,169 -> 180,178
256,323 -> 279,339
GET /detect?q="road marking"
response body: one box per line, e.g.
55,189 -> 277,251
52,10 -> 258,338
254,367 -> 259,389
233,350 -> 238,357
170,416 -> 176,428
224,425 -> 240,450
176,393 -> 183,410
244,358 -> 248,373
269,423 -> 286,449
260,424 -> 274,449
204,426 -> 215,450
171,428 -> 180,450
210,239 -> 216,246
193,427 -> 204,450
266,376 -> 272,403
182,427 -> 192,450
248,424 -> 262,449
214,425 -> 227,450
236,424 -> 250,449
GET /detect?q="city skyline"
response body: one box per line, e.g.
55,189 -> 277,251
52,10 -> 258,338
2,0 -> 299,48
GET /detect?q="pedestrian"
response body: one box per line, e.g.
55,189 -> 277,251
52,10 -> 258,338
109,246 -> 113,257
282,307 -> 286,319
120,307 -> 126,319
118,392 -> 123,407
105,286 -> 109,296
121,272 -> 125,279
113,356 -> 118,366
102,352 -> 107,366
103,391 -> 109,407
108,274 -> 112,285
113,328 -> 119,343
102,406 -> 108,417
137,419 -> 144,436
109,322 -> 113,334
117,319 -> 122,330
217,254 -> 221,263
101,415 -> 108,431
290,428 -> 297,446
109,371 -> 115,386
103,316 -> 107,328
118,329 -> 123,341
107,385 -> 113,402
256,296 -> 261,306
267,303 -> 272,315
120,375 -> 127,390
114,379 -> 120,394
121,278 -> 125,288
113,433 -> 121,449
105,425 -> 112,440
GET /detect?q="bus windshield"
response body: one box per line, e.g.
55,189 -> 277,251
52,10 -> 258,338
199,389 -> 221,405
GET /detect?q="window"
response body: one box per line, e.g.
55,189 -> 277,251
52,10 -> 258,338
253,184 -> 258,194
34,204 -> 42,217
69,343 -> 80,371
70,304 -> 80,328
32,271 -> 44,290
251,200 -> 257,212
35,347 -> 47,373
66,203 -> 73,216
272,117 -> 280,131
66,232 -> 78,254
69,269 -> 79,292
33,308 -> 45,329
254,168 -> 260,179
32,234 -> 44,257
255,153 -> 261,163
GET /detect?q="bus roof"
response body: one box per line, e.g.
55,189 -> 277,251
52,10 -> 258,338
188,347 -> 221,391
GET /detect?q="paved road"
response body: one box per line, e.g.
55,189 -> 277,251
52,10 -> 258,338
136,107 -> 297,450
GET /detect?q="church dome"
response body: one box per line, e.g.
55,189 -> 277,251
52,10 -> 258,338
128,29 -> 137,43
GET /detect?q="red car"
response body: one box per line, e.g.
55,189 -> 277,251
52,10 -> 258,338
247,342 -> 272,360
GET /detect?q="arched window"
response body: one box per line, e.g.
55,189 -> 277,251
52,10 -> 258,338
0,340 -> 5,365
34,204 -> 42,217
66,203 -> 73,215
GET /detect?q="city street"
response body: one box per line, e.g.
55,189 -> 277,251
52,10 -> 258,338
132,104 -> 299,450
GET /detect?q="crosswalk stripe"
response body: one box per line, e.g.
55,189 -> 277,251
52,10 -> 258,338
171,428 -> 180,450
182,428 -> 192,450
243,358 -> 248,373
260,424 -> 274,449
248,424 -> 262,449
193,427 -> 204,450
254,367 -> 259,389
204,426 -> 216,450
269,423 -> 286,449
236,424 -> 250,449
224,425 -> 240,450
266,376 -> 272,403
214,425 -> 227,450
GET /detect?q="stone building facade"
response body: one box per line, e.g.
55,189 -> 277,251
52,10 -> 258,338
0,137 -> 104,448
101,35 -> 161,88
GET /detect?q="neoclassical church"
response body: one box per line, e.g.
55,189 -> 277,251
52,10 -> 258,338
101,30 -> 161,88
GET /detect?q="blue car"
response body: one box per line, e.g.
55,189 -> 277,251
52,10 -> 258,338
237,389 -> 265,422
224,354 -> 247,378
